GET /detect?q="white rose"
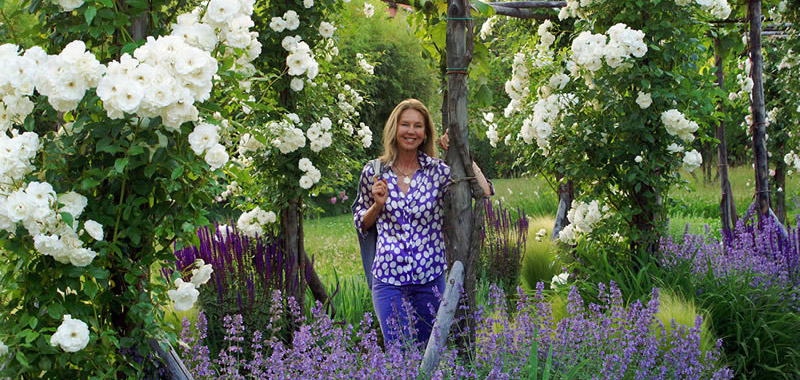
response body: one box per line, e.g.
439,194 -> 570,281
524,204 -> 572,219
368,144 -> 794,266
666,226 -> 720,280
167,279 -> 199,311
364,3 -> 374,17
783,152 -> 795,166
188,123 -> 221,155
298,157 -> 313,172
56,0 -> 84,12
50,315 -> 90,352
83,220 -> 104,241
304,0 -> 313,7
0,340 -> 8,356
204,144 -> 229,170
290,77 -> 304,92
635,91 -> 652,109
299,175 -> 314,189
683,149 -> 703,172
257,210 -> 277,225
190,263 -> 214,287
269,17 -> 286,32
634,155 -> 643,163
204,0 -> 241,24
286,51 -> 311,76
550,272 -> 569,288
319,22 -> 335,38
667,143 -> 684,153
68,247 -> 97,267
284,10 -> 300,30
58,192 -> 88,218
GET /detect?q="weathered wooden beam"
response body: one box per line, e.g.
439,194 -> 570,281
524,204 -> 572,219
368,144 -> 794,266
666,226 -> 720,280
388,0 -> 562,19
492,5 -> 554,19
486,1 -> 565,8
419,261 -> 465,375
748,0 -> 771,217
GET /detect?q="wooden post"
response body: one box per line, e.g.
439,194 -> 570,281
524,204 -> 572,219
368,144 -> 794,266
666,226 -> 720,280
714,36 -> 738,237
551,178 -> 573,241
420,261 -> 465,375
444,0 -> 483,346
748,0 -> 771,217
281,198 -> 304,306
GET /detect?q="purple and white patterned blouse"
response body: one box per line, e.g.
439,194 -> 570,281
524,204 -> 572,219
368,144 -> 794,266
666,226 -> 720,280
353,151 -> 450,286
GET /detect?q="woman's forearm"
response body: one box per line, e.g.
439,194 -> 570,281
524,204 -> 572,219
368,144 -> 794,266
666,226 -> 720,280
360,202 -> 384,231
472,161 -> 492,197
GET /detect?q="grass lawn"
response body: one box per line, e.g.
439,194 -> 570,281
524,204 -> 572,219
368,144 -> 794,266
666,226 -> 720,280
305,166 -> 799,285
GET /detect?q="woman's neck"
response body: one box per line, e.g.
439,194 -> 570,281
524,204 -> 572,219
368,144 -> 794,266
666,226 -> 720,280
395,150 -> 418,169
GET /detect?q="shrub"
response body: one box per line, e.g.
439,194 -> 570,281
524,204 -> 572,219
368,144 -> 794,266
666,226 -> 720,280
171,224 -> 299,355
659,215 -> 800,379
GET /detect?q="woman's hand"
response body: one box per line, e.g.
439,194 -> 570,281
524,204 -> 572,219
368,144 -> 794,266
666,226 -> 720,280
438,130 -> 449,151
371,178 -> 388,206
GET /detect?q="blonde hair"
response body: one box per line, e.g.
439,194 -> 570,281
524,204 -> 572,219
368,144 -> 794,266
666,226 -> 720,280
379,99 -> 438,164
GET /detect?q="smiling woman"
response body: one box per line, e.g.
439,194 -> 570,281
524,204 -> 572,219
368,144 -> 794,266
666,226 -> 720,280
352,98 -> 492,346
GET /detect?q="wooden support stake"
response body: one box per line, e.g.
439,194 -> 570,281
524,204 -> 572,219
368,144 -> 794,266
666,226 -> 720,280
420,261 -> 465,375
149,338 -> 194,380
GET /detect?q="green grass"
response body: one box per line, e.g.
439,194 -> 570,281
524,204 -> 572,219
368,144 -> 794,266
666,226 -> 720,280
304,213 -> 362,285
488,177 -> 559,217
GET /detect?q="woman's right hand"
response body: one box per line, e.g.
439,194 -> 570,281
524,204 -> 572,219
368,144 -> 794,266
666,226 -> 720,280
371,178 -> 388,206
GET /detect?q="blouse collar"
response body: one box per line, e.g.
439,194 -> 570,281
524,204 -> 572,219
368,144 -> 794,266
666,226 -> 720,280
389,150 -> 436,170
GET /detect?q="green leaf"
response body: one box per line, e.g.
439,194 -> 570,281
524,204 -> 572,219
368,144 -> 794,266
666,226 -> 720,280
127,225 -> 141,244
431,22 -> 447,50
84,6 -> 97,25
171,166 -> 184,180
97,138 -> 124,154
475,84 -> 493,108
16,351 -> 30,367
84,280 -> 98,299
115,157 -> 129,173
24,329 -> 39,344
129,145 -> 145,156
47,303 -> 64,320
80,177 -> 102,191
88,266 -> 110,280
29,316 -> 38,329
60,212 -> 74,228
97,0 -> 113,7
38,356 -> 52,371
470,0 -> 491,14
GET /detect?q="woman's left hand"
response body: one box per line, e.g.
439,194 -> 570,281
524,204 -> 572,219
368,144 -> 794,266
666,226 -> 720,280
438,130 -> 449,151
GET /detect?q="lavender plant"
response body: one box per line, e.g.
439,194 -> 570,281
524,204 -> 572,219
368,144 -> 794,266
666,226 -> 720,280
481,199 -> 530,294
171,223 -> 299,355
659,215 -> 800,378
179,283 -> 732,379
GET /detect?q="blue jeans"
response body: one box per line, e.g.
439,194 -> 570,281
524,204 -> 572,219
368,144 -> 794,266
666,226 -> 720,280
372,274 -> 446,347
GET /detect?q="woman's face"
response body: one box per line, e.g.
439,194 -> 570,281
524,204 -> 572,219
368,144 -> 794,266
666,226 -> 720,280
395,108 -> 426,154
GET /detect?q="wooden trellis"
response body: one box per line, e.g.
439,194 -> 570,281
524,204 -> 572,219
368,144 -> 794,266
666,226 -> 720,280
395,0 -> 787,370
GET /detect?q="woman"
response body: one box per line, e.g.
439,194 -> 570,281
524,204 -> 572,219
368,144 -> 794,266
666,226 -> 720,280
353,99 -> 491,346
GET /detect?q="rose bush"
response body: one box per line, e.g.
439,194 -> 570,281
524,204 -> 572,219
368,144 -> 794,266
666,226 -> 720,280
0,0 -> 264,376
496,0 -> 730,251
